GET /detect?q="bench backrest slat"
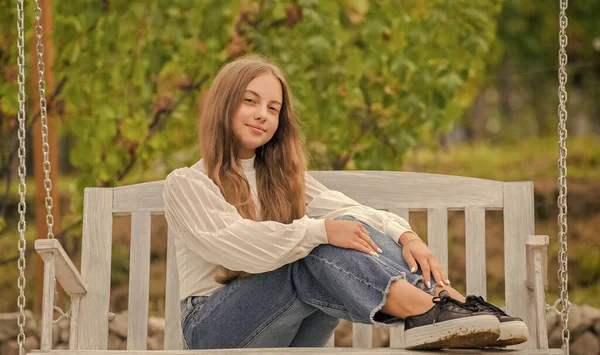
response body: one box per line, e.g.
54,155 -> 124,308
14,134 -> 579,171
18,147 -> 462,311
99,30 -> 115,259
77,188 -> 114,350
127,211 -> 152,350
465,207 -> 487,299
503,182 -> 536,349
427,208 -> 449,274
164,226 -> 184,350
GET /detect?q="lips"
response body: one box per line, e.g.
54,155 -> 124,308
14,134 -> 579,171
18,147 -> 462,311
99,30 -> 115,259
246,124 -> 266,132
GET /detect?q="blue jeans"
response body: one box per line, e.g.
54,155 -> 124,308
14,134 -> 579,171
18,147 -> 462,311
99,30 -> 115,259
180,216 -> 435,349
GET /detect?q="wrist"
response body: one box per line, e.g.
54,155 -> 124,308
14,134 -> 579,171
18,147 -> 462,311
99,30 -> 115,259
398,231 -> 420,245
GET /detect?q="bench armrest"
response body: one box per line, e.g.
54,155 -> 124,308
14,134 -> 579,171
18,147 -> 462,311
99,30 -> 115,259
35,239 -> 87,295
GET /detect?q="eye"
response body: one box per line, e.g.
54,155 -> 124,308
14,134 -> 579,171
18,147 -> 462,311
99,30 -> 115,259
269,107 -> 279,113
244,98 -> 255,103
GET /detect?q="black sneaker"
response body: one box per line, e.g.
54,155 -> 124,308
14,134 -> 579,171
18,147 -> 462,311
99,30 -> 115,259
404,291 -> 500,350
465,295 -> 529,347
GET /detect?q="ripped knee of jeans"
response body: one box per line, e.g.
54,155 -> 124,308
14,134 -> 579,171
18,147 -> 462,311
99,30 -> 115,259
412,277 -> 436,296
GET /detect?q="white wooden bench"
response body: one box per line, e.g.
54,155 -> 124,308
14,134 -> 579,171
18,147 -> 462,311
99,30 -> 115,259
33,171 -> 561,354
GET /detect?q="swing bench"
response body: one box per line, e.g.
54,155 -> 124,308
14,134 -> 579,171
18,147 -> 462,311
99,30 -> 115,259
14,0 -> 572,353
33,171 -> 562,354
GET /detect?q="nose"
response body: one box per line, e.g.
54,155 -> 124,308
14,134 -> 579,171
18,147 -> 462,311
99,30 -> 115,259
254,105 -> 268,121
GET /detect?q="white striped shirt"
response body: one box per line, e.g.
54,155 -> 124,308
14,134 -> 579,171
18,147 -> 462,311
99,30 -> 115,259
163,156 -> 413,299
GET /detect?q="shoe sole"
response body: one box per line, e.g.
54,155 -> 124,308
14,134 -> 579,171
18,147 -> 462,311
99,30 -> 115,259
405,314 -> 500,350
489,321 -> 529,347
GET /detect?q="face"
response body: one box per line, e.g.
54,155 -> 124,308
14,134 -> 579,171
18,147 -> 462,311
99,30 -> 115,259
232,73 -> 283,159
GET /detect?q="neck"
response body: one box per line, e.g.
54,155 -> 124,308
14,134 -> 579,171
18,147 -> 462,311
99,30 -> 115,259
239,155 -> 256,171
238,149 -> 256,159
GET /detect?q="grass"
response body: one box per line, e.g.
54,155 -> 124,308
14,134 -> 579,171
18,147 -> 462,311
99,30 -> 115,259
404,136 -> 600,181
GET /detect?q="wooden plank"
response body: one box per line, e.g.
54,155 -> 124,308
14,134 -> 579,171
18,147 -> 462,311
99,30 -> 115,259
112,171 -> 504,213
351,324 -> 371,348
526,235 -> 550,350
465,207 -> 486,298
37,347 -> 565,354
387,208 -> 408,349
69,295 -> 81,350
127,211 -> 152,350
531,248 -> 549,349
526,235 -> 549,290
77,188 -> 114,350
503,182 -> 537,349
311,171 -> 504,210
113,181 -> 165,213
427,208 -> 448,275
35,239 -> 87,295
164,227 -> 184,350
39,252 -> 55,352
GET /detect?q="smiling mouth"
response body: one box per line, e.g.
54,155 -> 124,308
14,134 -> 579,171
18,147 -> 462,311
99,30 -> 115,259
246,124 -> 266,132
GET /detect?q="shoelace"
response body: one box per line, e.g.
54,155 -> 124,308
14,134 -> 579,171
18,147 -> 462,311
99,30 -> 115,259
433,295 -> 478,312
469,296 -> 507,315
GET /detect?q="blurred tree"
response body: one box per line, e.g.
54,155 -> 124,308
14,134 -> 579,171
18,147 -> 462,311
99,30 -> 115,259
495,0 -> 600,137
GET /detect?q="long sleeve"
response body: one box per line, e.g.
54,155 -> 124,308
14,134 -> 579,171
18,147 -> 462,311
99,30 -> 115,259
305,173 -> 413,244
163,167 -> 328,274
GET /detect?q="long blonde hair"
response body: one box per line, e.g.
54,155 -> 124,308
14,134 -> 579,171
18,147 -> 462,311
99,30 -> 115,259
198,55 -> 308,284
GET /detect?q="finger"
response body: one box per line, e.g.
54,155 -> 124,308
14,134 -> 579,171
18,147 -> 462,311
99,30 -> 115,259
427,259 -> 445,286
352,241 -> 374,256
440,269 -> 450,285
361,231 -> 381,254
358,238 -> 380,257
432,268 -> 445,287
404,252 -> 418,274
358,223 -> 368,234
357,226 -> 381,253
420,260 -> 432,288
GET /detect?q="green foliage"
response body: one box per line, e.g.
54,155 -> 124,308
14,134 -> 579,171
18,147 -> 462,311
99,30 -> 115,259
493,0 -> 600,136
50,0 -> 501,185
499,0 -> 600,71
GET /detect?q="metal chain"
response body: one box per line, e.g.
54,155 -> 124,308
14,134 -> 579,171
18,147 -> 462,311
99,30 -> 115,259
557,0 -> 570,354
15,1 -> 28,354
34,0 -> 56,240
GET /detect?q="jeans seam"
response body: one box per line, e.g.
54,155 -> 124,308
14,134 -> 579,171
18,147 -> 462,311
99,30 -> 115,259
238,293 -> 300,348
300,297 -> 346,311
189,281 -> 241,327
373,255 -> 404,274
306,253 -> 386,293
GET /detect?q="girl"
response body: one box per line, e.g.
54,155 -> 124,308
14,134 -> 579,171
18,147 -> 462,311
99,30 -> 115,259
163,55 -> 528,350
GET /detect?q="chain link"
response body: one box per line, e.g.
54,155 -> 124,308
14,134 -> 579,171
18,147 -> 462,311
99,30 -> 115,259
557,0 -> 570,354
15,1 -> 28,354
34,0 -> 56,240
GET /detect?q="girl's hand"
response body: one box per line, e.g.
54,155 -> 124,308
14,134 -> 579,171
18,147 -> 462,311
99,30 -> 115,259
400,232 -> 450,288
324,220 -> 382,256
